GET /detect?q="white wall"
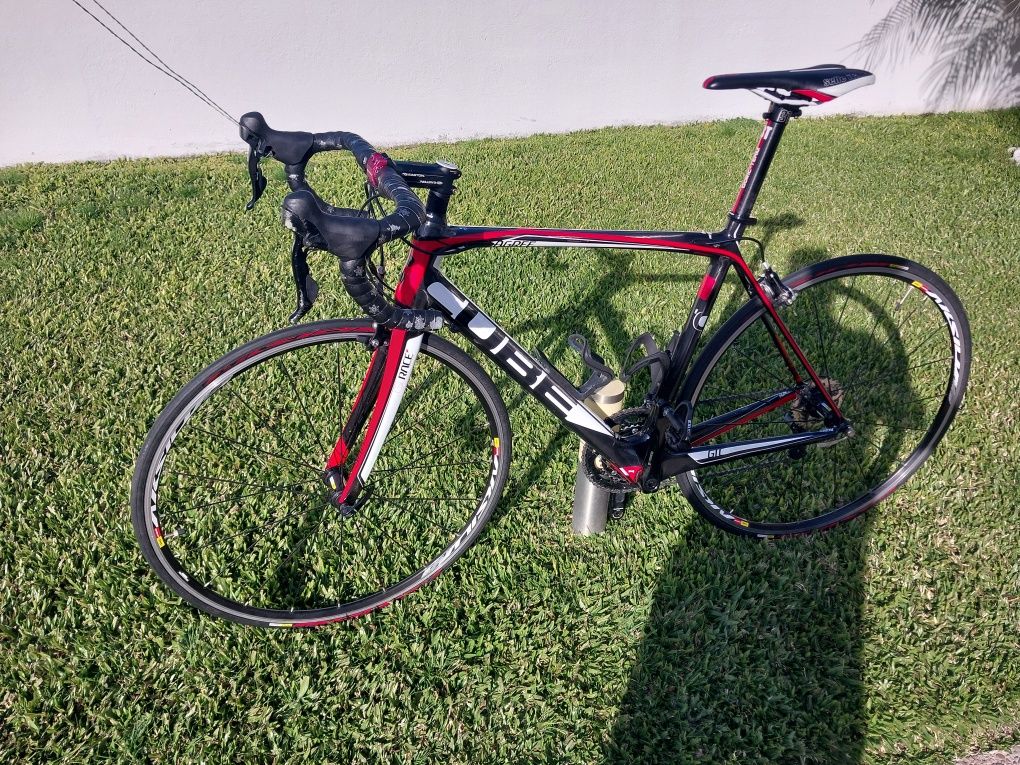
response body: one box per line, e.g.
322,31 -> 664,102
0,0 -> 1002,166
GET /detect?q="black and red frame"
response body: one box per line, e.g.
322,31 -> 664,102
329,102 -> 851,500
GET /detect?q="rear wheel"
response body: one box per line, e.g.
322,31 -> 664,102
678,255 -> 970,537
131,320 -> 511,626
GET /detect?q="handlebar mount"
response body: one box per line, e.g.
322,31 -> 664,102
238,111 -> 442,331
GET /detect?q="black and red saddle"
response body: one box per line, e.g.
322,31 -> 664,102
703,64 -> 875,105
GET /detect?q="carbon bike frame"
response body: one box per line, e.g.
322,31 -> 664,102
328,103 -> 849,501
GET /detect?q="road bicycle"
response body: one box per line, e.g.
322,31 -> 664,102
131,65 -> 971,627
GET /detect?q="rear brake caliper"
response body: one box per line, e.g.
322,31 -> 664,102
758,261 -> 796,306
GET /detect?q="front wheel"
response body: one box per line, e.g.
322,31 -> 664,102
678,255 -> 970,538
131,320 -> 512,627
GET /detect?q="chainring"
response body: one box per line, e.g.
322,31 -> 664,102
581,406 -> 651,492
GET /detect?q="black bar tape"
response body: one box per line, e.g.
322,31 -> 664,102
241,114 -> 425,242
240,113 -> 435,328
281,190 -> 442,331
337,249 -> 444,332
321,131 -> 426,242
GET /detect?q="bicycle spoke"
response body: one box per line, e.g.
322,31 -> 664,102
726,339 -> 793,389
829,440 -> 838,511
892,284 -> 925,335
359,507 -> 416,571
335,342 -> 343,430
842,355 -> 952,393
699,455 -> 786,482
699,388 -> 788,406
187,499 -> 323,552
833,275 -> 856,328
277,354 -> 327,456
371,496 -> 480,502
190,425 -> 320,473
850,440 -> 870,483
376,433 -> 486,475
377,497 -> 461,536
168,481 -> 310,514
371,458 -> 490,475
843,279 -> 897,386
384,390 -> 468,446
902,322 -> 949,363
164,469 -> 313,491
273,508 -> 331,575
849,419 -> 928,433
224,386 -> 310,469
809,290 -> 831,377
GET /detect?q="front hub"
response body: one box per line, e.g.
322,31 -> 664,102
322,467 -> 359,517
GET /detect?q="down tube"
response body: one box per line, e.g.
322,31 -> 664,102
423,273 -> 641,468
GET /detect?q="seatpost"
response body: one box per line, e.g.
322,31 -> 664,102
724,103 -> 799,239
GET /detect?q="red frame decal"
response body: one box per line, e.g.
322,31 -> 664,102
791,88 -> 834,103
697,274 -> 718,300
731,119 -> 773,214
365,152 -> 390,187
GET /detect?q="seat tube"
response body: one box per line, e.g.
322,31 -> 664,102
662,256 -> 731,399
725,104 -> 795,238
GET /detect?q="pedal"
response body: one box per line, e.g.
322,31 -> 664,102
608,491 -> 628,520
567,334 -> 615,398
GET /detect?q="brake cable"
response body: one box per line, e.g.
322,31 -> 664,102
737,235 -> 767,267
357,184 -> 396,295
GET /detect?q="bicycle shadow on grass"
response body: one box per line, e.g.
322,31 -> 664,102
604,254 -> 931,764
604,519 -> 873,764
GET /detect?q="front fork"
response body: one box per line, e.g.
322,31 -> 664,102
323,328 -> 424,507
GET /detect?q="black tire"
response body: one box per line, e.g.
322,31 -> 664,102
678,255 -> 971,537
131,320 -> 511,627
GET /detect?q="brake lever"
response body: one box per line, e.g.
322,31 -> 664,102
288,233 -> 319,324
245,146 -> 268,211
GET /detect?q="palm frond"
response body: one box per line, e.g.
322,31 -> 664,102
858,0 -> 1020,108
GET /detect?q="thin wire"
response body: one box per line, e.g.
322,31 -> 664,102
88,0 -> 233,122
69,0 -> 238,126
90,0 -> 235,122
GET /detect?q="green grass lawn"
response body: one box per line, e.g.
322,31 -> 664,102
2,109 -> 1018,764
